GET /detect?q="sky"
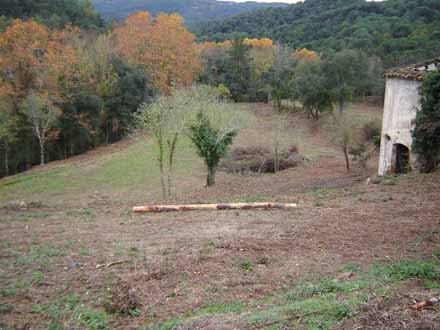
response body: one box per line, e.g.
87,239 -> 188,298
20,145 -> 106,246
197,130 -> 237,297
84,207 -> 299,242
224,0 -> 302,2
224,0 -> 383,2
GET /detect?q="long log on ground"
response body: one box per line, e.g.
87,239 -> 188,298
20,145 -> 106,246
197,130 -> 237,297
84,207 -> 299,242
133,202 -> 297,213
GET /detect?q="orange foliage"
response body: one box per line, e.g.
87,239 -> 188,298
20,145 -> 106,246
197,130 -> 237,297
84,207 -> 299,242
0,19 -> 80,107
198,41 -> 217,53
244,38 -> 274,48
114,12 -> 201,93
200,38 -> 273,53
292,48 -> 318,60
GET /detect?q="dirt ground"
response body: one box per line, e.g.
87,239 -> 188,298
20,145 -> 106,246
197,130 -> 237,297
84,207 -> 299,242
0,103 -> 439,330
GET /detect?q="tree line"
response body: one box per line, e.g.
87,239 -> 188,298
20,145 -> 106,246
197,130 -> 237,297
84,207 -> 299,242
199,36 -> 383,114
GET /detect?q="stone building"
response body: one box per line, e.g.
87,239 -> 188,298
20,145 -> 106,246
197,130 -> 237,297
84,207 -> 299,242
378,59 -> 439,175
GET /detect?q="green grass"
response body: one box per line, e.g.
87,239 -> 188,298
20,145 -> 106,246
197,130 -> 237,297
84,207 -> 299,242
0,137 -> 203,205
32,294 -> 112,330
9,240 -> 66,267
144,257 -> 439,330
239,260 -> 254,272
0,102 -> 364,206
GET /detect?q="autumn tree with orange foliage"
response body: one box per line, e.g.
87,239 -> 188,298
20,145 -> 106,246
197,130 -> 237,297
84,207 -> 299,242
292,48 -> 318,60
114,12 -> 201,93
0,19 -> 80,166
0,19 -> 80,111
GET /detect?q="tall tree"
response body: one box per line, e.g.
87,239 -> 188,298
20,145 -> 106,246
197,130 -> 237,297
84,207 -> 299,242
226,35 -> 253,101
0,19 -> 79,111
323,50 -> 369,113
293,59 -> 333,120
114,11 -> 201,93
264,45 -> 295,110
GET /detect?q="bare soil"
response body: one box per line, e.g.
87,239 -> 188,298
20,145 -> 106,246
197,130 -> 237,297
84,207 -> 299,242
0,103 -> 439,330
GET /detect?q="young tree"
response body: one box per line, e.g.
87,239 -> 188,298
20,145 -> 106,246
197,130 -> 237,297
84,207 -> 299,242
22,93 -> 59,165
412,70 -> 440,173
136,89 -> 192,197
330,113 -> 352,172
189,112 -> 237,187
328,113 -> 366,173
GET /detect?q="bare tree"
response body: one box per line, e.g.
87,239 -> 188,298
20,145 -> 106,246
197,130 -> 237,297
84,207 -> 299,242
271,114 -> 290,173
22,93 -> 59,165
136,89 -> 192,198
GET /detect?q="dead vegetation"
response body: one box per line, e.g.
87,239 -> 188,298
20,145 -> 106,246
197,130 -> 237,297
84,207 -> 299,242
220,145 -> 306,175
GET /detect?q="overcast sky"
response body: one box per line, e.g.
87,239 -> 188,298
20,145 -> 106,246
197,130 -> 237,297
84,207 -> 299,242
223,0 -> 383,2
224,0 -> 302,2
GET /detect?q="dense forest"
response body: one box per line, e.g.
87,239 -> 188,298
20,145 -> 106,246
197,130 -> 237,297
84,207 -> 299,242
196,0 -> 440,67
0,0 -> 104,30
91,0 -> 286,26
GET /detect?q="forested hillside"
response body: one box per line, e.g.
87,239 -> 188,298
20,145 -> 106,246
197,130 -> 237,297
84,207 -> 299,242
0,0 -> 103,30
196,0 -> 440,67
0,4 -> 201,178
92,0 -> 286,26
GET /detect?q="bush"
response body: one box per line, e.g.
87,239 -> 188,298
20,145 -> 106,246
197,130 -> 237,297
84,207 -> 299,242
361,120 -> 382,143
412,70 -> 440,172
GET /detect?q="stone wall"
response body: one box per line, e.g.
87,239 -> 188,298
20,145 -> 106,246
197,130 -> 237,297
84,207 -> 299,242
378,78 -> 421,175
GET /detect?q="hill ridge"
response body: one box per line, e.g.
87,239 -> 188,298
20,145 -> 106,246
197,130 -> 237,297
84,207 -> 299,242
92,0 -> 287,27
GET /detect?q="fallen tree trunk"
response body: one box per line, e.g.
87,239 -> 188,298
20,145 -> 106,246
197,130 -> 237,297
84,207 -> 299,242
133,202 -> 297,213
411,297 -> 440,310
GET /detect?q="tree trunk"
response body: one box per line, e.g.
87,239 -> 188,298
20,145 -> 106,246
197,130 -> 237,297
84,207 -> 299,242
4,142 -> 9,176
207,165 -> 217,187
339,97 -> 345,113
39,139 -> 45,165
276,98 -> 282,112
315,108 -> 319,120
157,132 -> 167,198
343,145 -> 350,172
167,133 -> 178,196
133,202 -> 298,213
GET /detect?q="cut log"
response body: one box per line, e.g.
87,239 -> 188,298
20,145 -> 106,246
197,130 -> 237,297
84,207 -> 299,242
411,297 -> 439,310
133,202 -> 297,213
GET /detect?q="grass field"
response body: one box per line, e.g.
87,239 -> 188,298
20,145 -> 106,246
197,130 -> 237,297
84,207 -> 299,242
0,103 -> 438,330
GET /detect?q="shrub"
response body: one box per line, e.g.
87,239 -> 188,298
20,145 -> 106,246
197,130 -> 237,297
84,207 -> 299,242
361,119 -> 382,143
105,279 -> 141,316
412,70 -> 440,172
189,112 -> 237,186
